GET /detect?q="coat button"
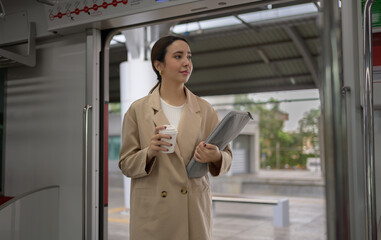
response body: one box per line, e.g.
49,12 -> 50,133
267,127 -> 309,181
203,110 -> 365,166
161,191 -> 167,198
180,187 -> 188,195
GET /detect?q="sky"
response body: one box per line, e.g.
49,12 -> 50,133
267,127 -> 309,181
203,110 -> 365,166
248,89 -> 320,132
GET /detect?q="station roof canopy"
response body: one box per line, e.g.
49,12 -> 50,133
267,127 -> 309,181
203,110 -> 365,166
109,0 -> 321,102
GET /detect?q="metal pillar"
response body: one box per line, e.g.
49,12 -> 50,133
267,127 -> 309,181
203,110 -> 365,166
321,0 -> 350,239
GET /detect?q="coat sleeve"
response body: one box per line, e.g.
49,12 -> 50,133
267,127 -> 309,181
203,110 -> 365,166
207,108 -> 232,177
209,146 -> 232,176
119,105 -> 156,178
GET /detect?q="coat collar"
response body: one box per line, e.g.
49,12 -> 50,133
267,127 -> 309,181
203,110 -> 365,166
148,86 -> 202,165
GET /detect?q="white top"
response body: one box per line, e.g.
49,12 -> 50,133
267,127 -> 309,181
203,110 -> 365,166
160,98 -> 185,129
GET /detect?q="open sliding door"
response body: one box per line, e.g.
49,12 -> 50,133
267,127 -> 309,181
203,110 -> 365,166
4,29 -> 101,240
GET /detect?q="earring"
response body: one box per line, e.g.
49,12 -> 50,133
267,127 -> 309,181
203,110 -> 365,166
159,70 -> 162,76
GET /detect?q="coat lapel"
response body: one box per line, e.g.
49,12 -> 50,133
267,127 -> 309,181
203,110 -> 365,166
149,87 -> 201,166
176,88 -> 202,165
149,88 -> 169,127
149,88 -> 184,163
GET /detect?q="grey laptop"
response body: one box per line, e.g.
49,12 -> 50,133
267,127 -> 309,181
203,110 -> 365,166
186,110 -> 253,178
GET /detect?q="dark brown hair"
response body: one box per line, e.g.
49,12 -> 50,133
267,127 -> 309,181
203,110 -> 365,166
149,35 -> 189,93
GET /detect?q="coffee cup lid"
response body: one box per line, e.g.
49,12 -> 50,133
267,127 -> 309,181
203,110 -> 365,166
162,125 -> 177,133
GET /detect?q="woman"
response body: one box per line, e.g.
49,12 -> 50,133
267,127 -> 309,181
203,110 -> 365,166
119,35 -> 232,240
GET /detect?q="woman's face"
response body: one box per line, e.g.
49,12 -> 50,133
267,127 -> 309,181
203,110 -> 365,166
156,40 -> 193,85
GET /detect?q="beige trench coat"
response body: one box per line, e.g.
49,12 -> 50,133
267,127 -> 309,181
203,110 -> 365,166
119,87 -> 232,240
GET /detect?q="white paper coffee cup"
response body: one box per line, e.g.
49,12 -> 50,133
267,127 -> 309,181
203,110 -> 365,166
159,125 -> 178,153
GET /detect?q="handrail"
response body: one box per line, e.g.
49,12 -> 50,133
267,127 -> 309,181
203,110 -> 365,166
83,104 -> 92,240
363,0 -> 378,239
0,185 -> 59,211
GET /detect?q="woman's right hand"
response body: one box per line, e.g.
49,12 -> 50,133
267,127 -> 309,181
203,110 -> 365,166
147,125 -> 172,162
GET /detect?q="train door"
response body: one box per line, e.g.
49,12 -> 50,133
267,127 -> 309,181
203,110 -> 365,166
3,30 -> 101,239
102,1 -> 325,240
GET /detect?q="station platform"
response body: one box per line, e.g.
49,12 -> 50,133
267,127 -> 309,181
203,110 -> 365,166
107,168 -> 326,240
211,169 -> 325,198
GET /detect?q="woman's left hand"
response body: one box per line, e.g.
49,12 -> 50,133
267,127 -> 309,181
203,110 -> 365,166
193,141 -> 222,163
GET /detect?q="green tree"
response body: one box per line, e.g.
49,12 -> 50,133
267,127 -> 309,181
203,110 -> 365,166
297,107 -> 321,157
298,108 -> 320,137
234,94 -> 300,169
109,103 -> 121,114
234,94 -> 321,169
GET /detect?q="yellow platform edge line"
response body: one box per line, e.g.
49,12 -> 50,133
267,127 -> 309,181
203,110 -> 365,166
108,207 -> 126,213
108,217 -> 130,223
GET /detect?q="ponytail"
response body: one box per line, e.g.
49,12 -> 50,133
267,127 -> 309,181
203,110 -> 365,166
149,81 -> 161,94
